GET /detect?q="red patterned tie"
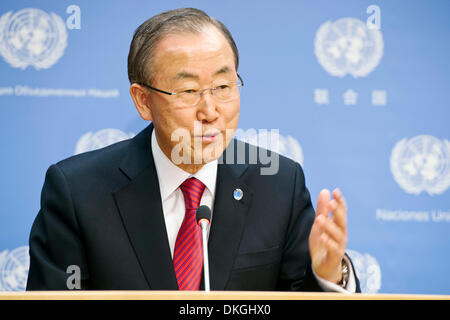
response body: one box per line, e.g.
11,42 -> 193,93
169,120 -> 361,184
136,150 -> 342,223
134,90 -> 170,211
173,177 -> 206,290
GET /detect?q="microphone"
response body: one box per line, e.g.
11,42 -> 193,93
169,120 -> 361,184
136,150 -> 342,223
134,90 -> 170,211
196,205 -> 212,292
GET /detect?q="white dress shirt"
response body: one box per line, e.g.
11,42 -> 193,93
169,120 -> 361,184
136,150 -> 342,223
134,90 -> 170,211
151,132 -> 217,258
150,132 -> 356,293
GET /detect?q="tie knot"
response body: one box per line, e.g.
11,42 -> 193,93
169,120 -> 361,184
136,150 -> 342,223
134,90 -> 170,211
180,177 -> 206,211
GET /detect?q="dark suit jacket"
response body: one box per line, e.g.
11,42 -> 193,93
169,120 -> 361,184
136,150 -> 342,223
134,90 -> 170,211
27,124 -> 360,291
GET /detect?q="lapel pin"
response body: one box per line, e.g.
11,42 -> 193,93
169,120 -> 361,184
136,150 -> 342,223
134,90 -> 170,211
233,188 -> 243,201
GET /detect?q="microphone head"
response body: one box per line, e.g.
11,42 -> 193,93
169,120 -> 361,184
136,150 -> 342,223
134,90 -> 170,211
196,205 -> 211,225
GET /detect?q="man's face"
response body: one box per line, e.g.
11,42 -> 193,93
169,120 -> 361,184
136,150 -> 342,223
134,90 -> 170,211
142,26 -> 240,170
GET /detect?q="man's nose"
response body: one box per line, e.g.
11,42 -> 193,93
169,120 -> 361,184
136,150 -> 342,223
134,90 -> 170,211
197,90 -> 219,122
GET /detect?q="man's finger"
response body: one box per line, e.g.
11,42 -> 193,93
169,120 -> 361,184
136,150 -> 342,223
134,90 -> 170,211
321,232 -> 345,263
316,214 -> 345,244
316,189 -> 331,217
331,189 -> 347,229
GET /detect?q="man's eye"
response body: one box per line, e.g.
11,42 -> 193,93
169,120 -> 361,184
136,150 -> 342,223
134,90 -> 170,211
216,85 -> 230,90
182,89 -> 198,94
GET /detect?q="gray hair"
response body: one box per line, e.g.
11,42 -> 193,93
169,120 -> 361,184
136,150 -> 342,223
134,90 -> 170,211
127,8 -> 239,85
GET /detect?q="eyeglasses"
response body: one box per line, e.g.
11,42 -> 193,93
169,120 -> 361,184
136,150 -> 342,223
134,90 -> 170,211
137,74 -> 244,106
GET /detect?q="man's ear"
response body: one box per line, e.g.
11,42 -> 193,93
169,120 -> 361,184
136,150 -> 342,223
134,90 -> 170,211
130,83 -> 153,121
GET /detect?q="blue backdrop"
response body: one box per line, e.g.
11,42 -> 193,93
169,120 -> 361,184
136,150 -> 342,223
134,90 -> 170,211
0,0 -> 449,294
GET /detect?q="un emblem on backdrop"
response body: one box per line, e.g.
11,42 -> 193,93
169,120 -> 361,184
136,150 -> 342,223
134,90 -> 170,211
0,8 -> 67,70
0,246 -> 29,291
276,134 -> 304,165
346,249 -> 381,293
314,18 -> 383,78
75,128 -> 136,155
390,135 -> 450,195
237,130 -> 304,165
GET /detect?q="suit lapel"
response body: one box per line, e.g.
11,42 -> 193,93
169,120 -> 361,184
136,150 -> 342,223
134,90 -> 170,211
113,124 -> 178,290
208,141 -> 253,290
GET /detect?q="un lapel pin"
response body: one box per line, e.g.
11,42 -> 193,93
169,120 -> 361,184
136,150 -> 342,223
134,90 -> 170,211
233,188 -> 243,201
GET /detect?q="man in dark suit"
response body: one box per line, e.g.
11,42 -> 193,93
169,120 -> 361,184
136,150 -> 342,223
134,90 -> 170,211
27,8 -> 360,292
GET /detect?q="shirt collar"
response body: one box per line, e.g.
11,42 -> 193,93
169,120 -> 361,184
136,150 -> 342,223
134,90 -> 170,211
151,129 -> 217,201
